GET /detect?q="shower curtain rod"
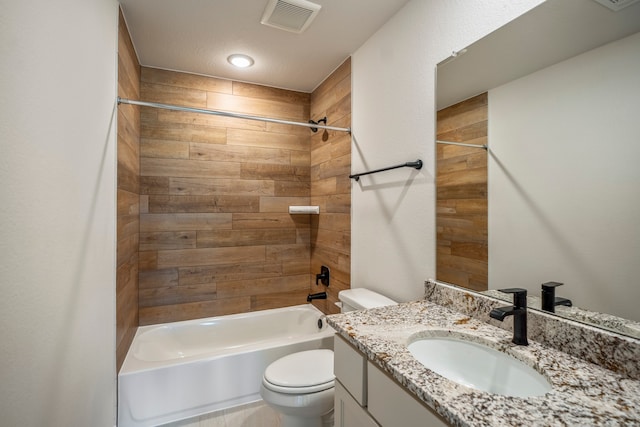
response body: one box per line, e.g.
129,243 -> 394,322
437,140 -> 487,150
117,97 -> 351,133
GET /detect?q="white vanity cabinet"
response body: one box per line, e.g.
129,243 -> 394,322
334,335 -> 449,427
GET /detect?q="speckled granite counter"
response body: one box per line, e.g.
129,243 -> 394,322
326,299 -> 640,426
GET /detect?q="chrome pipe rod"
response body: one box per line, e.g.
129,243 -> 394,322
117,97 -> 351,133
437,140 -> 487,150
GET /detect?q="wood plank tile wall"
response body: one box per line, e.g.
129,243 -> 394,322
436,93 -> 488,291
138,67 -> 317,325
116,10 -> 140,370
309,58 -> 352,314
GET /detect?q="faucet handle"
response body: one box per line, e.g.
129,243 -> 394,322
541,281 -> 563,290
497,288 -> 528,309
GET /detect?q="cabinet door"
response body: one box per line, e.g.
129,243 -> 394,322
335,380 -> 380,427
334,335 -> 367,405
367,362 -> 449,427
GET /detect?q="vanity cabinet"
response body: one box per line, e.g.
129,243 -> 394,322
334,335 -> 449,427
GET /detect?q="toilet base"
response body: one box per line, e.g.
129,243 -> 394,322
260,383 -> 334,427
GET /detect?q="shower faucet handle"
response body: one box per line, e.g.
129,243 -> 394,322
315,266 -> 330,286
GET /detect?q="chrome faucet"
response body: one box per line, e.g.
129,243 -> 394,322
489,288 -> 528,346
541,281 -> 572,313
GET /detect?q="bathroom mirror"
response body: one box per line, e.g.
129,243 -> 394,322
435,0 -> 640,337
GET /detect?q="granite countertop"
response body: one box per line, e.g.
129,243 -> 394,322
326,300 -> 640,427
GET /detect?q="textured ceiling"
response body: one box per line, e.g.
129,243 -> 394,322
119,0 -> 410,93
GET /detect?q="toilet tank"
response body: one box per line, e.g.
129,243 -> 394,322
338,288 -> 396,312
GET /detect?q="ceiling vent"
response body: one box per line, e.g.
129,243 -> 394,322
261,0 -> 322,33
592,0 -> 640,11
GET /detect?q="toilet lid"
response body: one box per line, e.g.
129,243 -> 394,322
263,349 -> 334,394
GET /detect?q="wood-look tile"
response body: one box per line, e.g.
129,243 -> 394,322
118,189 -> 139,216
251,290 -> 311,312
140,213 -> 232,232
141,67 -> 232,94
325,194 -> 350,213
178,262 -> 282,285
118,109 -> 141,173
318,153 -> 350,180
438,166 -> 487,187
311,177 -> 337,196
141,138 -> 190,159
117,213 -> 138,241
148,195 -> 260,213
117,12 -> 140,371
207,92 -> 307,121
259,196 -> 311,212
142,119 -> 227,144
139,282 -> 218,307
141,82 -> 207,108
227,128 -> 309,151
139,268 -> 179,289
315,213 -> 350,232
232,81 -> 309,105
156,246 -> 266,269
139,195 -> 149,214
241,163 -> 309,182
138,250 -> 158,271
311,228 -> 350,254
282,260 -> 310,276
330,132 -> 351,158
170,177 -> 275,197
217,274 -> 309,298
196,229 -> 297,248
140,176 -> 170,195
232,213 -> 310,229
141,158 -> 240,179
140,231 -> 197,251
274,181 -> 310,197
117,233 -> 138,268
265,244 -> 310,262
327,92 -> 351,125
290,150 -> 310,166
311,143 -> 332,166
156,110 -> 266,133
139,297 -> 252,325
190,142 -> 290,164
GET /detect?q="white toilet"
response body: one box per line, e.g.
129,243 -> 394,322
260,288 -> 396,427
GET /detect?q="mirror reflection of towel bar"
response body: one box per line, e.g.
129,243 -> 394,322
437,140 -> 487,150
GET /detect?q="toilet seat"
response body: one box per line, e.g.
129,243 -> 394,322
262,349 -> 334,394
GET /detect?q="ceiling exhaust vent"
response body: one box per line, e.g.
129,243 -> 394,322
261,0 -> 322,33
592,0 -> 640,11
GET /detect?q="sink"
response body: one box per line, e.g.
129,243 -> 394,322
408,337 -> 551,398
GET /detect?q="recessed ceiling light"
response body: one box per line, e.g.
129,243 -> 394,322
227,54 -> 254,68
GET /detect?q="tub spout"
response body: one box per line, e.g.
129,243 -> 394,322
307,292 -> 327,302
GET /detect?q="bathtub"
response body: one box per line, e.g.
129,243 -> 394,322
118,304 -> 335,427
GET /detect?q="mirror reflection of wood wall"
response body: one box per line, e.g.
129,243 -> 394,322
436,93 -> 488,291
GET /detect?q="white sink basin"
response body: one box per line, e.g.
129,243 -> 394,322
408,337 -> 551,398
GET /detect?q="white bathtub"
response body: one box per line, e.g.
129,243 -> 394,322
118,304 -> 335,427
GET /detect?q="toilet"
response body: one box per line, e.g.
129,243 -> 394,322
260,288 -> 396,427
